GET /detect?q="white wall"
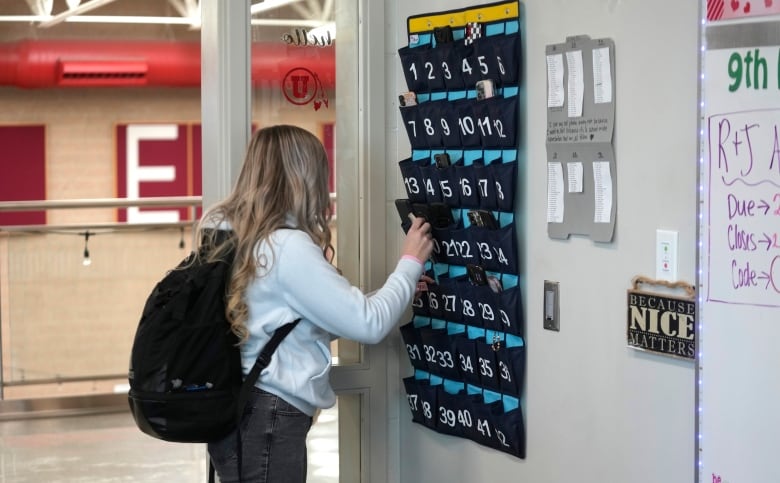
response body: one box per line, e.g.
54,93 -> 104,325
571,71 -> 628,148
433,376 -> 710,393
384,1 -> 700,482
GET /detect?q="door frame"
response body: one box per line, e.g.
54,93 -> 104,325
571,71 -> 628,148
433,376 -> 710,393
200,2 -> 395,482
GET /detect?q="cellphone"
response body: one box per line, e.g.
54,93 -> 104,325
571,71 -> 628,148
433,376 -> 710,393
476,79 -> 495,100
466,264 -> 488,286
410,203 -> 430,223
434,153 -> 451,169
394,198 -> 413,233
395,198 -> 413,219
468,209 -> 498,229
464,22 -> 482,45
427,202 -> 454,228
433,26 -> 454,44
410,202 -> 453,229
399,91 -> 417,107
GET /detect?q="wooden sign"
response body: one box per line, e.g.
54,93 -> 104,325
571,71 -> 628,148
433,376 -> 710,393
627,276 -> 696,360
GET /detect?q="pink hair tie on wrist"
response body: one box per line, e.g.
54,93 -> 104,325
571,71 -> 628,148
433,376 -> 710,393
401,254 -> 424,266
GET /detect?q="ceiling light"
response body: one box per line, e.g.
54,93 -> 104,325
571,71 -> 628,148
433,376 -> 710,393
250,0 -> 302,15
65,15 -> 195,24
38,0 -> 118,28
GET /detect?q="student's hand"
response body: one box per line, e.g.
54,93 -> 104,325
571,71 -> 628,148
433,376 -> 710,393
414,274 -> 436,301
402,215 -> 433,262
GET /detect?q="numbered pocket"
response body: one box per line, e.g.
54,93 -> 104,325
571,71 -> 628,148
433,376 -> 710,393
453,161 -> 480,208
474,338 -> 502,392
441,390 -> 485,438
433,43 -> 466,91
473,96 -> 517,149
435,276 -> 462,323
411,286 -> 429,317
486,96 -> 518,148
498,284 -> 523,336
492,160 -> 517,212
399,105 -> 428,150
435,387 -> 467,437
423,283 -> 444,319
417,101 -> 444,149
495,343 -> 525,397
469,225 -> 518,274
452,337 -> 482,386
471,36 -> 503,82
398,158 -> 427,203
438,101 -> 461,149
419,162 -> 444,203
455,41 -> 484,88
428,43 -> 463,91
473,162 -> 497,210
488,405 -> 526,458
452,99 -> 481,148
491,32 -> 521,86
419,327 -> 459,379
436,162 -> 460,207
455,277 -> 487,328
398,45 -> 432,92
475,286 -> 504,333
435,227 -> 477,267
400,322 -> 427,372
465,398 -> 505,448
403,377 -> 438,429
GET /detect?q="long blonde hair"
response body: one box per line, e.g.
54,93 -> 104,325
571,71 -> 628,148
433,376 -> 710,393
195,125 -> 333,343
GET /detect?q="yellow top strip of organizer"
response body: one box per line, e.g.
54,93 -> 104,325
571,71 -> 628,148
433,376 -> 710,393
408,1 -> 518,34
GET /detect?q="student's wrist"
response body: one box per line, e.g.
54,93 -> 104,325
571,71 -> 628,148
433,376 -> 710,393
401,254 -> 424,266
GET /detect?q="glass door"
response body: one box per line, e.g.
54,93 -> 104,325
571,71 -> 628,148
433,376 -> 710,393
247,1 -> 388,482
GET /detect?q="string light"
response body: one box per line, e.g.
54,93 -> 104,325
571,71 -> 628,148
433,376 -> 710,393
696,2 -> 708,477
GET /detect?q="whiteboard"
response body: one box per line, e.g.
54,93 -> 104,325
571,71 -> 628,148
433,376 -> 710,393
699,19 -> 780,483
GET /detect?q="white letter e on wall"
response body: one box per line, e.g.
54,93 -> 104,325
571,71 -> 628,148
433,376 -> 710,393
126,124 -> 179,223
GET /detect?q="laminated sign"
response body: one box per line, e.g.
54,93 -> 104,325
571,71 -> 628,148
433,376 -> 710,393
626,276 -> 696,360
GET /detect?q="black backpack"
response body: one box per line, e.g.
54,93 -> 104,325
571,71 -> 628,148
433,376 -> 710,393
127,230 -> 299,446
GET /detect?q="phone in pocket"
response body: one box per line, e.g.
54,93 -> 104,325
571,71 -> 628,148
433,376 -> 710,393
467,209 -> 498,229
427,202 -> 455,229
399,91 -> 417,107
434,153 -> 451,169
464,22 -> 483,45
475,79 -> 495,100
466,264 -> 488,286
433,26 -> 454,44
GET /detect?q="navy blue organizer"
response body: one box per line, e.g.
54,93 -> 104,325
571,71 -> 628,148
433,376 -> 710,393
397,1 -> 525,459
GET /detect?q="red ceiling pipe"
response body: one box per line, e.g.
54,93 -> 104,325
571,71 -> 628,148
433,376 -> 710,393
0,39 -> 335,88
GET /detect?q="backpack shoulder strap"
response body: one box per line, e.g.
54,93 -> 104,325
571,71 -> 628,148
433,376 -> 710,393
237,319 -> 302,411
227,319 -> 301,483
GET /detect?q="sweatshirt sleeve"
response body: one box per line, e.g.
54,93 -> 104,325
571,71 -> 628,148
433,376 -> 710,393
273,230 -> 423,343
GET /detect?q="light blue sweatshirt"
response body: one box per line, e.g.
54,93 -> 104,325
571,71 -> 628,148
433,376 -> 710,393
240,228 -> 423,417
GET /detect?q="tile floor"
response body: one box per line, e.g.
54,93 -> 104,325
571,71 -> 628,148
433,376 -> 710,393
0,407 -> 339,482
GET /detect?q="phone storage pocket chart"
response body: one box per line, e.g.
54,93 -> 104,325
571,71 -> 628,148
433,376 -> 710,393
396,0 -> 525,459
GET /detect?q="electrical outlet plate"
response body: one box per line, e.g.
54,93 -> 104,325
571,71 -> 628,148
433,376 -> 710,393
543,280 -> 560,331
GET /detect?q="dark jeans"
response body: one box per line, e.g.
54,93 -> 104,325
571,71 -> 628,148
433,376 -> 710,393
207,388 -> 313,483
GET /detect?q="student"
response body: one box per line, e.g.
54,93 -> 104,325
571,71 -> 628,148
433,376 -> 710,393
197,124 -> 433,482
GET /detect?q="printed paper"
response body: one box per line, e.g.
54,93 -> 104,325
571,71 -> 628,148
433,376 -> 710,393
567,162 -> 583,193
592,47 -> 612,104
592,161 -> 612,223
547,162 -> 565,223
566,50 -> 584,117
546,53 -> 565,108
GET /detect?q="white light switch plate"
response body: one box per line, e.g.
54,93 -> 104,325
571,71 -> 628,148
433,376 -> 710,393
656,229 -> 678,282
